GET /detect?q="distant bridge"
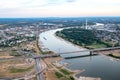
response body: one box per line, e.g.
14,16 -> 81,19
1,47 -> 119,61
0,47 -> 120,60
33,46 -> 120,59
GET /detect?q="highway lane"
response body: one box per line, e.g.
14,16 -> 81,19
35,58 -> 44,80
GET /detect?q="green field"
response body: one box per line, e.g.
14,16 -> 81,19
55,71 -> 63,78
86,43 -> 107,49
60,68 -> 73,75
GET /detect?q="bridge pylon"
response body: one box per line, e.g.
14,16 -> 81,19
90,51 -> 93,56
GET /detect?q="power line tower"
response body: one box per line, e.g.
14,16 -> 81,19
85,19 -> 88,29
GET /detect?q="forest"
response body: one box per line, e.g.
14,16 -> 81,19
56,28 -> 113,49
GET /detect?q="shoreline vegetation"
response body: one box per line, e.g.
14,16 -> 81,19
36,37 -> 54,55
56,28 -> 117,49
52,60 -> 86,80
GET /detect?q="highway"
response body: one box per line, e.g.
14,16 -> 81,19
14,50 -> 46,80
26,51 -> 46,80
34,58 -> 44,80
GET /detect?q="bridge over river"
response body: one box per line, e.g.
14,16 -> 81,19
34,46 -> 120,59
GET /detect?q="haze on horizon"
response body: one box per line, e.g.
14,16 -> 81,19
0,0 -> 120,18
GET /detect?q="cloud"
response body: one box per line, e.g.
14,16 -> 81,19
0,0 -> 120,17
66,0 -> 76,3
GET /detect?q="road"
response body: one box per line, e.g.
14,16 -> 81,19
35,58 -> 44,80
15,50 -> 46,80
26,51 -> 46,80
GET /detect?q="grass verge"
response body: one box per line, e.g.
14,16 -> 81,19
60,68 -> 73,75
55,71 -> 63,78
9,66 -> 34,73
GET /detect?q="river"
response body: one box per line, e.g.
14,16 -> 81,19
39,29 -> 120,80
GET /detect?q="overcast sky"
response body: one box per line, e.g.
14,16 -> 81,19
0,0 -> 120,18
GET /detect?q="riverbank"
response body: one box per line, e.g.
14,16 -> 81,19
54,33 -> 87,51
39,31 -> 80,80
100,50 -> 120,61
43,57 -> 84,80
38,29 -> 98,80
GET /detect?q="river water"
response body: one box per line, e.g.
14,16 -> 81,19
39,29 -> 120,80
